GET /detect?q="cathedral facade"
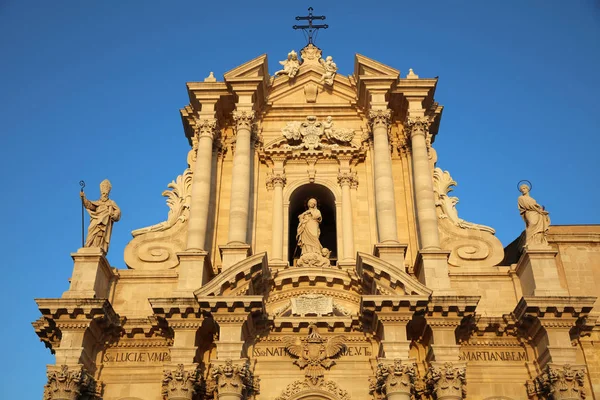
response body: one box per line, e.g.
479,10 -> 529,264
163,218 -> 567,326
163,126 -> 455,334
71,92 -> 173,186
34,44 -> 600,400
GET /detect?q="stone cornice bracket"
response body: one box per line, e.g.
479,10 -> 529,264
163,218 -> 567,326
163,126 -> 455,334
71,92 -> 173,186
162,364 -> 202,400
206,359 -> 259,400
266,172 -> 286,190
426,362 -> 467,399
44,364 -> 100,400
232,109 -> 256,133
527,363 -> 587,400
371,359 -> 417,398
195,117 -> 220,140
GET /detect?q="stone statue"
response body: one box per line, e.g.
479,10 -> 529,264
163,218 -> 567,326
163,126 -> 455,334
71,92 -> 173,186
80,179 -> 121,254
275,50 -> 300,79
518,184 -> 550,248
319,55 -> 337,86
296,198 -> 330,267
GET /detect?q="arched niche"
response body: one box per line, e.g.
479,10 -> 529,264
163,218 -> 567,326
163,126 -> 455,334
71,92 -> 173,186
287,183 -> 339,265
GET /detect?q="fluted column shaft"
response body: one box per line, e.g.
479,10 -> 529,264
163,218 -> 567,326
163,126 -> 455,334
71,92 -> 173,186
268,173 -> 286,261
227,110 -> 254,244
338,172 -> 356,260
186,119 -> 217,250
369,109 -> 398,243
408,117 -> 440,249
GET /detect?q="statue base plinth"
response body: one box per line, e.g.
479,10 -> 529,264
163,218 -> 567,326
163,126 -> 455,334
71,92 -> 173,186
268,259 -> 289,271
219,243 -> 251,270
373,242 -> 407,269
516,248 -> 566,296
173,250 -> 212,297
414,249 -> 455,295
63,247 -> 114,299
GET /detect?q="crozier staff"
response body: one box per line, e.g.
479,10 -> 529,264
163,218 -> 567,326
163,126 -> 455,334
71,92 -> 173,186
80,179 -> 121,254
296,198 -> 323,255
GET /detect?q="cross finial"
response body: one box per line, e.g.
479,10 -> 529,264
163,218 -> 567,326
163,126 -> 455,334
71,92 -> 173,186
293,7 -> 328,45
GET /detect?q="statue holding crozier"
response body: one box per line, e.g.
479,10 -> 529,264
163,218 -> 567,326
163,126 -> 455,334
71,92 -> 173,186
80,179 -> 121,254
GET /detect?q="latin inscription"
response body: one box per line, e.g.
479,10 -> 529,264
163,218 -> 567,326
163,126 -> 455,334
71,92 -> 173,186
459,350 -> 527,362
103,350 -> 170,363
253,345 -> 372,358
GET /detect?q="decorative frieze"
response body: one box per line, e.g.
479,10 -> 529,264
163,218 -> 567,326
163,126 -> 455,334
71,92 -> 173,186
162,364 -> 202,400
371,359 -> 417,397
206,359 -> 258,399
527,364 -> 587,400
44,365 -> 99,400
426,362 -> 467,399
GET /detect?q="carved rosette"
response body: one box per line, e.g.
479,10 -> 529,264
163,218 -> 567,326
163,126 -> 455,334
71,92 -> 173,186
195,118 -> 219,140
426,362 -> 467,399
233,110 -> 255,133
371,359 -> 417,397
162,364 -> 202,400
368,109 -> 392,132
266,172 -> 286,190
207,359 -> 258,399
528,364 -> 587,400
44,365 -> 99,400
337,171 -> 358,188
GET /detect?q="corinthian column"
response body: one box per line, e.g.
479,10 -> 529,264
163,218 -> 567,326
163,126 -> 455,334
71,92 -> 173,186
228,110 -> 255,244
208,360 -> 258,400
338,171 -> 357,260
369,109 -> 398,243
162,364 -> 202,400
372,360 -> 417,400
186,118 -> 218,251
267,171 -> 286,261
406,117 -> 440,250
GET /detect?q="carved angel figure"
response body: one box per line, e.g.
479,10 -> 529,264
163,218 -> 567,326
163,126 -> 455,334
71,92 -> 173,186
319,56 -> 337,86
323,116 -> 355,143
518,184 -> 550,248
275,50 -> 300,79
283,324 -> 346,385
80,179 -> 121,254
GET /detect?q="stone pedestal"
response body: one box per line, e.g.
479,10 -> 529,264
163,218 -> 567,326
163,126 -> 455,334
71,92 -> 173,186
173,250 -> 211,297
414,249 -> 453,294
63,247 -> 114,299
219,243 -> 252,270
373,243 -> 407,270
516,248 -> 567,296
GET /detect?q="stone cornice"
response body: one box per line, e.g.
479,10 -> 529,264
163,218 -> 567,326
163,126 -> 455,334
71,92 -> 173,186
35,298 -> 120,326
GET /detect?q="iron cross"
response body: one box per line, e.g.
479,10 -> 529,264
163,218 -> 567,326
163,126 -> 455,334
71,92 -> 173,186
293,7 -> 328,45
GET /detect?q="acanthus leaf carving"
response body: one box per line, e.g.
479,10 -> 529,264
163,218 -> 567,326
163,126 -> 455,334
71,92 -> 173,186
426,362 -> 467,400
44,364 -> 100,400
162,364 -> 202,400
371,359 -> 417,397
233,110 -> 256,132
196,118 -> 219,140
528,364 -> 587,400
206,359 -> 259,399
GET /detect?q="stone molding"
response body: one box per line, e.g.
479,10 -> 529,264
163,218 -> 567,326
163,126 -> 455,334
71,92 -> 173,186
206,359 -> 259,399
527,364 -> 587,400
426,362 -> 467,399
44,364 -> 100,400
371,359 -> 417,397
162,364 -> 202,400
195,118 -> 219,140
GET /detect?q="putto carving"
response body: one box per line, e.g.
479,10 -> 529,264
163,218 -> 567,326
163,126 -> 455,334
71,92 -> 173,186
518,183 -> 551,248
195,118 -> 219,139
319,55 -> 337,86
276,379 -> 349,400
275,50 -> 300,79
528,364 -> 586,400
282,116 -> 355,151
368,109 -> 392,131
162,364 -> 202,400
426,363 -> 467,399
371,360 -> 416,397
266,172 -> 286,190
80,179 -> 121,254
233,110 -> 255,132
283,323 -> 346,385
207,359 -> 258,399
44,365 -> 99,400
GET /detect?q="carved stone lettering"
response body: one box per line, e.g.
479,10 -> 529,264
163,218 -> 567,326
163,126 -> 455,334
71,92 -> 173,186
103,350 -> 171,364
458,350 -> 527,362
291,294 -> 333,316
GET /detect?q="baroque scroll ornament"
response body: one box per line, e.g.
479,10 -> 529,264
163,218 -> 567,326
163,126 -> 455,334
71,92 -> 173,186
282,116 -> 355,150
283,323 -> 346,385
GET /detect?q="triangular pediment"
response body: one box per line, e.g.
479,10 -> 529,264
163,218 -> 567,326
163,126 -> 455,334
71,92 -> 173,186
223,54 -> 269,80
354,54 -> 399,78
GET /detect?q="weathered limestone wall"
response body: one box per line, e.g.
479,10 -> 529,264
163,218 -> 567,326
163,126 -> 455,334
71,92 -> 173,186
111,270 -> 177,317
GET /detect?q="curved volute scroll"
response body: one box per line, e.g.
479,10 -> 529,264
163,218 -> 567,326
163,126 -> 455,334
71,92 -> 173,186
432,167 -> 505,268
124,167 -> 193,270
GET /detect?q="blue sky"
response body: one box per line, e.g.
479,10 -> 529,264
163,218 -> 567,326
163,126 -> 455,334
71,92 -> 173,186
1,1 -> 599,397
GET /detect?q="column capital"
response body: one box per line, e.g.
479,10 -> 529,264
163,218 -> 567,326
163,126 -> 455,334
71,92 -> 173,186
527,363 -> 587,400
207,359 -> 259,399
195,118 -> 219,139
162,364 -> 202,400
405,116 -> 432,139
337,171 -> 358,188
44,364 -> 100,400
232,109 -> 255,131
371,359 -> 417,398
368,108 -> 392,130
426,362 -> 467,399
266,172 -> 286,190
